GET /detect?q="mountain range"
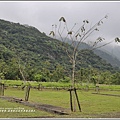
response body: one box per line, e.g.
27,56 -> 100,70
0,19 -> 119,80
58,38 -> 120,68
79,42 -> 120,68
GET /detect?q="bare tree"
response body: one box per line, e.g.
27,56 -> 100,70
12,48 -> 27,85
50,15 -> 120,112
12,48 -> 31,101
17,56 -> 31,101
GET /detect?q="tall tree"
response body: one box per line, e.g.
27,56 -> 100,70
50,15 -> 120,112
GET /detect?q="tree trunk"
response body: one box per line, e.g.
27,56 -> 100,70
72,59 -> 75,88
25,85 -> 31,101
72,59 -> 76,112
19,67 -> 26,85
69,87 -> 73,112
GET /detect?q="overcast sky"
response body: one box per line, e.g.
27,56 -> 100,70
0,1 -> 120,45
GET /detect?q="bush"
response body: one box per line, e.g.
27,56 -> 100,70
59,77 -> 70,83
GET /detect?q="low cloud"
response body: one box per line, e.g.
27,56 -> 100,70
0,1 -> 120,42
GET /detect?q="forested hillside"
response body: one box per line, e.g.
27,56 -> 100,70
0,19 -> 119,83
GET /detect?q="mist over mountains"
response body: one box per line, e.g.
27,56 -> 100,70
58,38 -> 120,68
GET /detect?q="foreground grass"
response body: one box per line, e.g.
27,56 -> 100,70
3,87 -> 120,118
0,99 -> 54,118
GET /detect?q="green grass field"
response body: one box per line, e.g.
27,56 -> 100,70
2,80 -> 120,90
0,98 -> 54,118
0,80 -> 120,118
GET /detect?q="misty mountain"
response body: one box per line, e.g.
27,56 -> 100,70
0,19 -> 119,80
99,44 -> 120,61
58,38 -> 120,68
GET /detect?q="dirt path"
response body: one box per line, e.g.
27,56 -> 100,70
0,96 -> 69,115
92,93 -> 120,97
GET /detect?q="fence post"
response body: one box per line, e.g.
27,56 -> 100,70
38,84 -> 42,91
74,88 -> 81,112
0,83 -> 4,96
95,86 -> 100,93
69,86 -> 73,112
25,85 -> 31,101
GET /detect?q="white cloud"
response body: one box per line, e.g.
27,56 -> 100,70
0,1 -> 120,42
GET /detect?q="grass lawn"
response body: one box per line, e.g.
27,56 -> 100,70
2,86 -> 120,118
0,98 -> 54,118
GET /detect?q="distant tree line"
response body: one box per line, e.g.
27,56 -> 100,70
0,59 -> 120,85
